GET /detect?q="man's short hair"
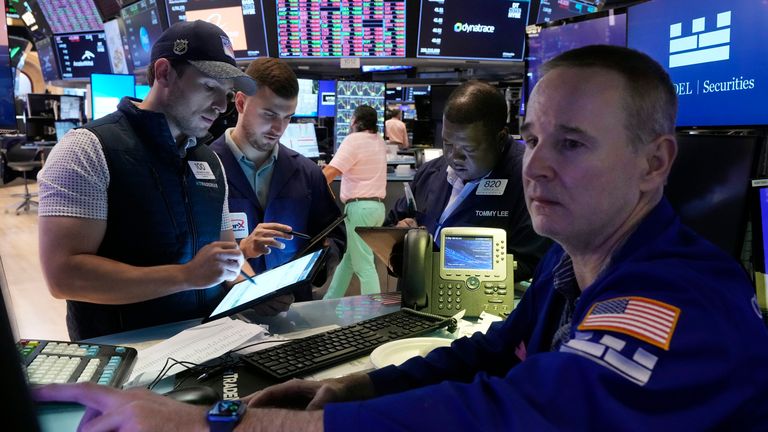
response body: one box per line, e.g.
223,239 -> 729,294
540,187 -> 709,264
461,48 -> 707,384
387,107 -> 401,119
443,81 -> 507,140
540,45 -> 678,149
146,58 -> 190,87
353,105 -> 378,133
244,58 -> 299,99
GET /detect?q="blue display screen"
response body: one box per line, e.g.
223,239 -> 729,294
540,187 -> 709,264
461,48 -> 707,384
134,84 -> 149,100
443,236 -> 493,270
524,12 -> 626,116
91,73 -> 135,120
759,188 -> 768,273
627,0 -> 768,127
317,80 -> 335,117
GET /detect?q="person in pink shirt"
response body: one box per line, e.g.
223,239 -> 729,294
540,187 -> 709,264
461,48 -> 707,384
385,107 -> 409,149
322,105 -> 387,298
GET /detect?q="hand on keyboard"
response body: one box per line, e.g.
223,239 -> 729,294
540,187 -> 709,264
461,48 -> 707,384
244,373 -> 376,410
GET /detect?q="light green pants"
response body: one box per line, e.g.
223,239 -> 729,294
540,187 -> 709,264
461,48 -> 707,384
324,200 -> 385,299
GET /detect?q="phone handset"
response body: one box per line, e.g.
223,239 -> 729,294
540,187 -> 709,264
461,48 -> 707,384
398,228 -> 432,309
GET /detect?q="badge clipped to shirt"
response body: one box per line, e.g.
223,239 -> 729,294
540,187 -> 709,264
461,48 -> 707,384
476,179 -> 508,196
230,212 -> 249,240
188,160 -> 216,180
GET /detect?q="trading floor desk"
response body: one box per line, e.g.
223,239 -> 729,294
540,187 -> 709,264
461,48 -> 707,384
36,295 -> 409,431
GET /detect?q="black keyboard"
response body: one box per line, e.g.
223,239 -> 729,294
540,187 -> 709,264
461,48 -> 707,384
17,339 -> 137,388
242,308 -> 455,380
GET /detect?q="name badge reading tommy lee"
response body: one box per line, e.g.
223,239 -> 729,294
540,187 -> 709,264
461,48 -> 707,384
476,179 -> 508,196
188,161 -> 216,180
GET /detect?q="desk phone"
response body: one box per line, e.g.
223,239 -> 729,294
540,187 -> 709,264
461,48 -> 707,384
399,227 -> 517,318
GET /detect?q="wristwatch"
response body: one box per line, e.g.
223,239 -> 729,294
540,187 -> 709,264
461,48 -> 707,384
207,400 -> 245,432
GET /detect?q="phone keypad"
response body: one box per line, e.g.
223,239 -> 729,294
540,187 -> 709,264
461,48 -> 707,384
437,282 -> 464,311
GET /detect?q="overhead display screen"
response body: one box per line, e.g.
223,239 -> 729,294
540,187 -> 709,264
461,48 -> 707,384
628,0 -> 768,127
277,0 -> 406,58
104,18 -> 130,74
536,0 -> 600,24
417,0 -> 530,61
121,0 -> 165,70
165,0 -> 269,58
37,0 -> 104,34
54,32 -> 112,79
36,37 -> 61,81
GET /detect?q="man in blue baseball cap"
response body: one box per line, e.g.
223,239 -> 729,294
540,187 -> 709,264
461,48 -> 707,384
37,20 -> 288,341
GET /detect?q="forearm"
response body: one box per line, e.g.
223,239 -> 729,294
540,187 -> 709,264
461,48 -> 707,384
236,408 -> 323,432
42,253 -> 194,304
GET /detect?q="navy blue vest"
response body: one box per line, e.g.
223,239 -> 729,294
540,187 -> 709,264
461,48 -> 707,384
66,98 -> 226,340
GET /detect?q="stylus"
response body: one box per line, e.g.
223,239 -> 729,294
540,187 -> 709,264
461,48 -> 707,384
289,230 -> 312,239
240,270 -> 257,285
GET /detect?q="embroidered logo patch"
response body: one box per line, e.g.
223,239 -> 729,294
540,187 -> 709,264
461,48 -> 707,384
577,296 -> 680,350
173,39 -> 188,55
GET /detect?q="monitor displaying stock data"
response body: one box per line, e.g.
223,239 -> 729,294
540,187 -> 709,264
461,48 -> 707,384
277,0 -> 406,58
120,0 -> 165,70
53,32 -> 112,79
36,0 -> 104,34
334,81 -> 385,148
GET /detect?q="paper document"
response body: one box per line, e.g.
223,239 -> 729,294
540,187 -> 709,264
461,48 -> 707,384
125,318 -> 269,388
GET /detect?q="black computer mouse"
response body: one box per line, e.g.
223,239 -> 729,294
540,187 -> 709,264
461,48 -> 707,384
161,386 -> 220,406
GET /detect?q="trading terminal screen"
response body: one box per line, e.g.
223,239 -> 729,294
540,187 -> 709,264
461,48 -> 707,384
165,0 -> 269,59
295,78 -> 319,118
334,81 -> 385,148
443,236 -> 493,270
121,0 -> 165,70
37,0 -> 104,34
54,32 -> 111,79
536,0 -> 599,24
417,0 -> 530,61
277,0 -> 406,58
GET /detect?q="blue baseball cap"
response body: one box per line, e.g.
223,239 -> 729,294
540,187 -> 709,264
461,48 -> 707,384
151,20 -> 256,95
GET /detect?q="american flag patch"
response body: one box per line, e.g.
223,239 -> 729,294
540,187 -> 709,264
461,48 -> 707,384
577,297 -> 680,350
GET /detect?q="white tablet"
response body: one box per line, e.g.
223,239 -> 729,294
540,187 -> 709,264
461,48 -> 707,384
203,248 -> 327,323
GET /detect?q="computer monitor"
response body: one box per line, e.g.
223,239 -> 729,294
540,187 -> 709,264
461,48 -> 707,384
55,120 -> 78,139
59,95 -> 82,121
104,18 -> 131,74
295,78 -> 318,118
54,32 -> 112,79
134,84 -> 150,100
417,0 -> 530,61
35,37 -> 60,82
121,0 -> 165,70
627,0 -> 768,127
281,123 -> 320,159
25,93 -> 56,118
334,81 -> 385,148
37,0 -> 104,35
665,133 -> 759,260
165,0 -> 269,59
0,0 -> 17,132
536,0 -> 601,24
277,0 -> 406,58
524,11 -> 627,115
317,80 -> 336,118
387,85 -> 430,104
91,73 -> 135,120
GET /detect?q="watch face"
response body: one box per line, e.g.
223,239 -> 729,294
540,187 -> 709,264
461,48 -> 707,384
208,400 -> 244,422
